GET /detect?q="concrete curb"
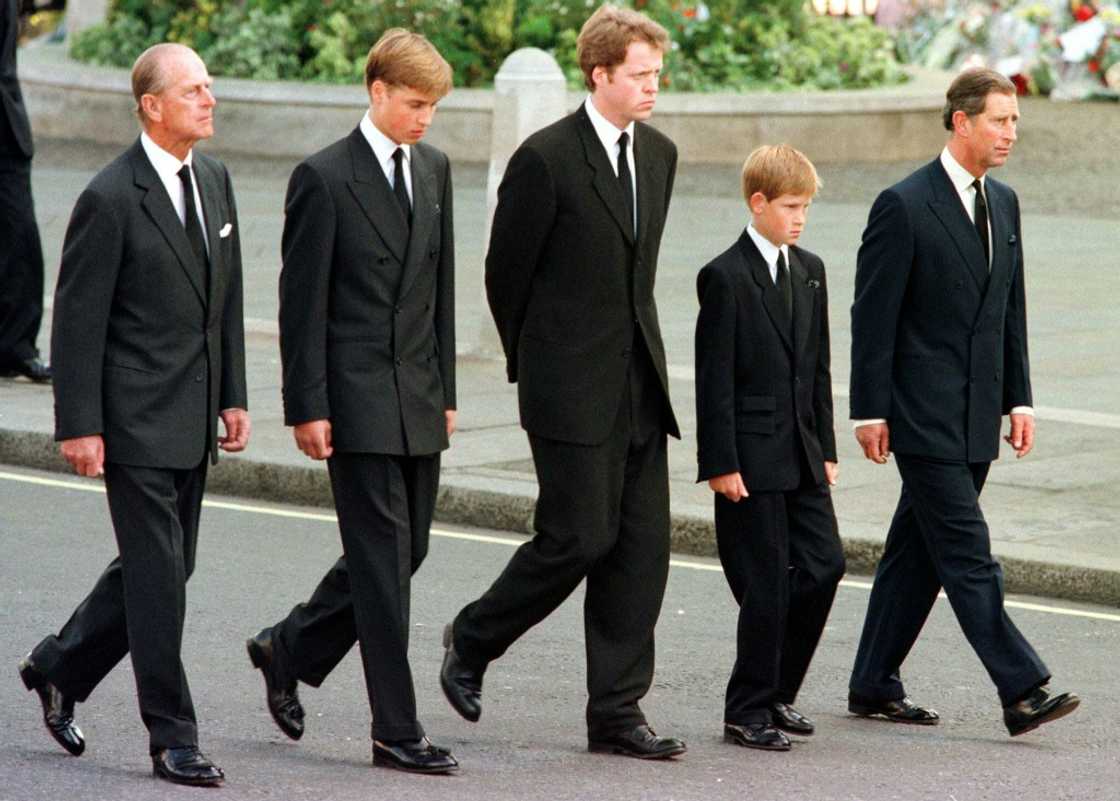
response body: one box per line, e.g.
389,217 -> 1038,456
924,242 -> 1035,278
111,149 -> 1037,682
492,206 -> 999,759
4,427 -> 1118,608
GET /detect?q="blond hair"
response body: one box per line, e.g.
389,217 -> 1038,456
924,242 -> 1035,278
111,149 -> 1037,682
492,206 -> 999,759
576,5 -> 669,91
364,28 -> 452,98
741,144 -> 822,203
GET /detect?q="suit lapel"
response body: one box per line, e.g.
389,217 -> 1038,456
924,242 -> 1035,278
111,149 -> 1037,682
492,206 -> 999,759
977,180 -> 1013,313
575,108 -> 635,246
345,128 -> 409,263
195,157 -> 224,316
131,141 -> 207,307
738,231 -> 792,355
925,160 -> 988,291
789,248 -> 814,362
397,145 -> 438,301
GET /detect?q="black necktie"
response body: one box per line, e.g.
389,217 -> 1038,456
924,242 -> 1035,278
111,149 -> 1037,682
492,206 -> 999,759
775,249 -> 793,319
972,178 -> 989,269
177,165 -> 209,284
392,147 -> 411,228
617,131 -> 635,237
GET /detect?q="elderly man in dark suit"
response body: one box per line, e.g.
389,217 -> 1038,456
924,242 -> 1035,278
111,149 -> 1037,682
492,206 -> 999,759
0,0 -> 50,381
439,5 -> 684,760
246,29 -> 458,776
17,43 -> 247,786
847,67 -> 1078,737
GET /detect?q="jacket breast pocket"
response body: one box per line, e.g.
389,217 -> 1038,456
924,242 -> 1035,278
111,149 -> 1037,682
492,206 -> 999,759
735,395 -> 776,435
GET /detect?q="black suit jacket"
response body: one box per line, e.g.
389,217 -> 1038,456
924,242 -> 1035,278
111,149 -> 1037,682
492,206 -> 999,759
52,138 -> 248,468
695,231 -> 836,491
485,106 -> 679,446
1,0 -> 33,159
279,128 -> 455,456
850,158 -> 1030,463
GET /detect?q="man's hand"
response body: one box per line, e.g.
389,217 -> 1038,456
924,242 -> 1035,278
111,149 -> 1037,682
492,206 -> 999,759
445,409 -> 457,438
1005,412 -> 1035,458
218,408 -> 251,452
855,422 -> 890,464
824,460 -> 839,486
293,419 -> 333,460
708,471 -> 749,502
60,435 -> 105,477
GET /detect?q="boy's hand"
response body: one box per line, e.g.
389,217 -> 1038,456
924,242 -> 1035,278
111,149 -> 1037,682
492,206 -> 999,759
824,460 -> 839,486
708,472 -> 749,502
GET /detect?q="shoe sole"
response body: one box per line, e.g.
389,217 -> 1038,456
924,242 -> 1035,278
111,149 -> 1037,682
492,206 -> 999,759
19,657 -> 86,757
152,766 -> 224,787
772,723 -> 814,737
848,703 -> 940,725
373,754 -> 459,774
587,742 -> 687,759
1008,696 -> 1080,737
246,638 -> 303,741
722,734 -> 791,752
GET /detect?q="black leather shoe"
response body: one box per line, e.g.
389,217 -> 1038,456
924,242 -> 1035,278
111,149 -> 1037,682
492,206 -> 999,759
1004,685 -> 1080,736
724,723 -> 791,751
373,737 -> 459,774
152,746 -> 224,786
771,702 -> 814,736
588,724 -> 687,759
18,655 -> 85,756
246,629 -> 304,740
1,358 -> 51,382
848,694 -> 939,725
440,623 -> 483,722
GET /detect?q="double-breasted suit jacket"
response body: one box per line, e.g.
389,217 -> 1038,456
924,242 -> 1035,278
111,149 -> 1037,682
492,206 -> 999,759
485,105 -> 679,444
279,128 -> 455,456
52,139 -> 247,464
695,231 -> 836,492
850,158 -> 1030,463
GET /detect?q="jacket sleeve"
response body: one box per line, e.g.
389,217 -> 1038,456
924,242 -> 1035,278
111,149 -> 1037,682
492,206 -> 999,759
50,186 -> 122,441
219,163 -> 248,411
278,161 -> 335,426
694,264 -> 740,482
1001,189 -> 1031,411
484,144 -> 556,383
436,152 -> 456,410
813,260 -> 837,462
849,188 -> 912,420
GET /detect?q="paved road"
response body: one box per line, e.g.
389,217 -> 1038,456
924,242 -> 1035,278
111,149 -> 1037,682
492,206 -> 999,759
2,465 -> 1116,801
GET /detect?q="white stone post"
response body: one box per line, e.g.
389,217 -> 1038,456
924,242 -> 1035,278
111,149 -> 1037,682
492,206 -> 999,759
476,47 -> 567,356
64,0 -> 110,40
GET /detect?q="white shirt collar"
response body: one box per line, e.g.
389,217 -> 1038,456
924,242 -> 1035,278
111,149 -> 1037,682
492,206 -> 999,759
584,96 -> 635,156
940,146 -> 983,195
140,131 -> 192,179
360,112 -> 410,172
746,222 -> 788,279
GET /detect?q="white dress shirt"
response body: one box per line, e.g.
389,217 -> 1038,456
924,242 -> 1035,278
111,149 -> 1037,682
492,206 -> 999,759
140,131 -> 208,255
584,97 -> 637,232
745,223 -> 788,285
359,112 -> 412,204
853,149 -> 1031,428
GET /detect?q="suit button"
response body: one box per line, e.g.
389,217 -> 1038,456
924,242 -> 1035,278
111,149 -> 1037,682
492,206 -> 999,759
621,348 -> 631,357
395,358 -> 402,366
429,248 -> 437,257
378,256 -> 389,264
194,373 -> 203,382
394,305 -> 402,315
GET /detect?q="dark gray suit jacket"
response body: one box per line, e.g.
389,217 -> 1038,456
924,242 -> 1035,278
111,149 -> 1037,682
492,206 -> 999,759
52,138 -> 248,467
849,158 -> 1030,463
485,106 -> 678,446
695,231 -> 835,491
279,128 -> 455,456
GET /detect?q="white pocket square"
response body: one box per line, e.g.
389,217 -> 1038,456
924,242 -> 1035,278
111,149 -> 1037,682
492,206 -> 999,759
219,223 -> 233,238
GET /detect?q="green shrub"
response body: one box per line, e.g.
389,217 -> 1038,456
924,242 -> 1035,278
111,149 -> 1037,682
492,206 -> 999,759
70,0 -> 907,92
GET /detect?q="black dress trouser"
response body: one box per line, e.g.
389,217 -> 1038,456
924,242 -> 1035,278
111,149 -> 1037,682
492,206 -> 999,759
31,460 -> 208,753
270,451 -> 439,741
715,473 -> 844,725
849,454 -> 1049,707
452,343 -> 671,739
0,135 -> 45,366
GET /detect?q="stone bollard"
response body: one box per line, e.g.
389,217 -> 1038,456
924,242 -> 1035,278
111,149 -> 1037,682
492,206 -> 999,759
475,47 -> 567,357
64,0 -> 110,40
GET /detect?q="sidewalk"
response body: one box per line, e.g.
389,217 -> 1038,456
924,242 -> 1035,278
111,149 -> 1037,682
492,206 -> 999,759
2,125 -> 1118,606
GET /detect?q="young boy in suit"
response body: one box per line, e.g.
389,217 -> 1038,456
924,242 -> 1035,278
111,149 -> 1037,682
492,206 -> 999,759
694,145 -> 845,751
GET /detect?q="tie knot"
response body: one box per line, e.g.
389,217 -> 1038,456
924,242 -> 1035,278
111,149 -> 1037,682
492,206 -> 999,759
618,131 -> 629,152
177,165 -> 192,185
393,147 -> 406,167
971,177 -> 983,194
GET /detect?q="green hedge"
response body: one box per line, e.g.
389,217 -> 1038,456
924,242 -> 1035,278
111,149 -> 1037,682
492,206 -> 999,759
71,0 -> 906,91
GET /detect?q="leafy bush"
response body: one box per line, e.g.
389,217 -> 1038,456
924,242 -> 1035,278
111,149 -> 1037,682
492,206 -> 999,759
70,0 -> 906,91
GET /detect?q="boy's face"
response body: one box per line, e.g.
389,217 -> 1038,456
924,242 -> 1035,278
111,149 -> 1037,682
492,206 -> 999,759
750,191 -> 813,247
368,80 -> 440,145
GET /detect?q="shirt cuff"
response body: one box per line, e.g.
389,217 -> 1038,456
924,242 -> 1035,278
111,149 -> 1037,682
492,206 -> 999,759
1009,406 -> 1034,416
852,418 -> 887,429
